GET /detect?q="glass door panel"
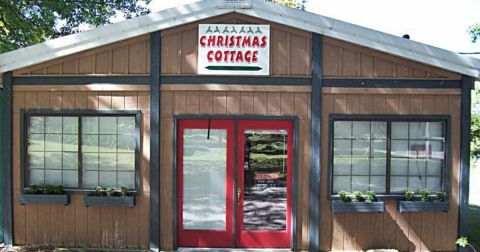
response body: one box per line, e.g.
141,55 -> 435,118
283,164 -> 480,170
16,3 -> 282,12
236,120 -> 292,248
177,119 -> 234,247
242,130 -> 288,231
183,129 -> 227,230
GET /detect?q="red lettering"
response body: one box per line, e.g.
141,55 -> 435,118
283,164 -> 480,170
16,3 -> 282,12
244,50 -> 251,63
252,51 -> 258,63
235,36 -> 242,47
241,37 -> 251,47
207,50 -> 214,62
229,51 -> 236,62
235,51 -> 243,62
229,36 -> 235,47
214,51 -> 222,62
223,50 -> 230,62
216,36 -> 224,47
207,36 -> 216,47
252,36 -> 259,47
200,36 -> 207,47
261,36 -> 267,47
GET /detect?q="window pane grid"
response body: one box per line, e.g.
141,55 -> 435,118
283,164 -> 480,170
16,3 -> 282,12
332,119 -> 446,195
333,121 -> 387,193
27,114 -> 137,190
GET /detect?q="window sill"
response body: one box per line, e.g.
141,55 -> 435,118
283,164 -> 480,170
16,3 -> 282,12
397,200 -> 449,213
331,200 -> 384,213
84,195 -> 135,208
19,194 -> 70,206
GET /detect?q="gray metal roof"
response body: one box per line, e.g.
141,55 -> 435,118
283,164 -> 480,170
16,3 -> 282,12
1,0 -> 479,78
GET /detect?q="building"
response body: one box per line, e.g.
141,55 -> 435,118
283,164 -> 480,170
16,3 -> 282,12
0,0 -> 479,251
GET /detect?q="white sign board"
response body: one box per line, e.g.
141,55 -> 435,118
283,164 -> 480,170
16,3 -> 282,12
221,0 -> 252,8
198,24 -> 270,75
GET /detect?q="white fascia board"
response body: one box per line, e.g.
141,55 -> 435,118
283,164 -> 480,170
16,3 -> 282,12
244,0 -> 480,78
0,0 -> 229,73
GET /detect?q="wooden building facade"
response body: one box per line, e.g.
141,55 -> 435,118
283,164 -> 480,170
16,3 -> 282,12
0,1 -> 479,251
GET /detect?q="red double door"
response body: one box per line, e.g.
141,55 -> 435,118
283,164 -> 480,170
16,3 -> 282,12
177,119 -> 293,248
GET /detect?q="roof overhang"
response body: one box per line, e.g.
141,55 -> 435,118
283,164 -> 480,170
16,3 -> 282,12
1,0 -> 479,78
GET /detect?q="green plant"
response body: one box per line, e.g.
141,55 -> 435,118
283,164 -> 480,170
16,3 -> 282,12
93,186 -> 104,196
120,186 -> 130,198
338,191 -> 351,202
51,185 -> 63,194
365,191 -> 377,203
436,191 -> 447,202
420,190 -> 431,202
42,184 -> 56,194
456,236 -> 478,252
26,184 -> 40,194
405,191 -> 415,201
352,191 -> 363,202
105,187 -> 115,197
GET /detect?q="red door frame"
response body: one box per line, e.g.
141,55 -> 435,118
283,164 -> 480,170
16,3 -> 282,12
235,120 -> 293,248
177,119 -> 235,247
176,119 -> 293,248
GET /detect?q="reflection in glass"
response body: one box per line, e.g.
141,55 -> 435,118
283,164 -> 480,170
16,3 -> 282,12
183,129 -> 227,230
243,130 -> 288,231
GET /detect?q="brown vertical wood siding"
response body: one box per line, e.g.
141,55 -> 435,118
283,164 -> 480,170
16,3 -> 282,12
159,89 -> 312,250
320,91 -> 460,252
12,89 -> 150,249
13,35 -> 151,76
160,13 -> 312,76
322,37 -> 461,80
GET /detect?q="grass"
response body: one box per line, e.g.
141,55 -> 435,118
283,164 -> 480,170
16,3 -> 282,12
468,205 -> 480,250
469,161 -> 480,250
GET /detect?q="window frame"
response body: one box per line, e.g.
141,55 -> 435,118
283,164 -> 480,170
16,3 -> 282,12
20,109 -> 142,193
328,114 -> 451,200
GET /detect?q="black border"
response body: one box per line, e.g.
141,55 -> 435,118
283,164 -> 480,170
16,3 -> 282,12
323,79 -> 461,89
458,75 -> 473,246
149,31 -> 161,251
308,33 -> 322,252
327,114 -> 452,200
2,72 -> 13,246
172,115 -> 299,250
19,109 -> 142,193
12,76 -> 150,85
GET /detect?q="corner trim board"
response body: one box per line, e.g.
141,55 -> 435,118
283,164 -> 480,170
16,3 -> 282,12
2,72 -> 13,245
149,31 -> 161,252
458,75 -> 473,245
308,33 -> 322,251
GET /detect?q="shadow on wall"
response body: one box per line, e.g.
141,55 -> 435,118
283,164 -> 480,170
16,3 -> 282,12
328,200 -> 457,251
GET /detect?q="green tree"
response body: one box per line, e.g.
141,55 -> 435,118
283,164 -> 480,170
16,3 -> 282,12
472,88 -> 480,159
266,0 -> 307,10
468,23 -> 480,43
0,0 -> 151,53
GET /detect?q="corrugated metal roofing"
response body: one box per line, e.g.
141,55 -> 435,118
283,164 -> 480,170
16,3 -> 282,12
1,0 -> 479,78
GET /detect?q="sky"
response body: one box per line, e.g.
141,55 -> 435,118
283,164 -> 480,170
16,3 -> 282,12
145,0 -> 480,56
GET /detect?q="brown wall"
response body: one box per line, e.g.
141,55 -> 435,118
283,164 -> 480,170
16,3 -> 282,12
160,13 -> 312,76
13,35 -> 151,76
159,87 -> 312,250
319,89 -> 460,252
12,87 -> 151,249
323,37 -> 461,80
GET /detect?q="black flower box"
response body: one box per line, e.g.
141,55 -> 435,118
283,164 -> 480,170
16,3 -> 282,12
397,200 -> 449,213
331,201 -> 384,213
19,194 -> 70,205
84,195 -> 135,208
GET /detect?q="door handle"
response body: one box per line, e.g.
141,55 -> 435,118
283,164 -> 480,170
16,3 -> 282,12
237,187 -> 242,200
